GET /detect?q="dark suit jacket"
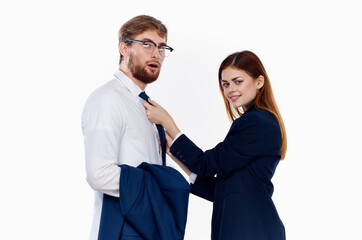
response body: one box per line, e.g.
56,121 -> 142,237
98,163 -> 190,240
170,105 -> 286,240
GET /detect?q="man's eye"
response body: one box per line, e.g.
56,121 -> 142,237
143,43 -> 151,47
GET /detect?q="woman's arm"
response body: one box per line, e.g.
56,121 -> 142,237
143,100 -> 278,178
170,113 -> 279,178
142,99 -> 258,177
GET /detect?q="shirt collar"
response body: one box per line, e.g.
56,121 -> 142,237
113,69 -> 143,97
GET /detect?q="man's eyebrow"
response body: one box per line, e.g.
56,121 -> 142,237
141,38 -> 167,45
141,38 -> 154,42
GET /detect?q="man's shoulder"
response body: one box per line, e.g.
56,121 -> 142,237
87,79 -> 129,103
91,79 -> 120,95
82,80 -> 128,116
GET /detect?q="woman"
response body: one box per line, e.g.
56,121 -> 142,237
143,50 -> 287,240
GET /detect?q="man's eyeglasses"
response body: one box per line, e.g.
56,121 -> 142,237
124,39 -> 174,57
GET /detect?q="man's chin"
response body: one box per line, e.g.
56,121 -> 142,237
142,77 -> 157,84
143,69 -> 160,83
133,72 -> 159,84
147,68 -> 160,77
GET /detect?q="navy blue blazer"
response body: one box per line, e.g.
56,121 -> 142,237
170,105 -> 285,240
98,163 -> 190,240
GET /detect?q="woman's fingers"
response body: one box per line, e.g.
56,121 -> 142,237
148,98 -> 159,107
142,99 -> 152,109
142,99 -> 162,123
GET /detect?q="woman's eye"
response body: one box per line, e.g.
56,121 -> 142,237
223,83 -> 229,87
235,80 -> 242,84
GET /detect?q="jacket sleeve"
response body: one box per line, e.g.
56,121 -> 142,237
121,164 -> 190,240
191,176 -> 216,202
170,113 -> 266,178
98,164 -> 190,240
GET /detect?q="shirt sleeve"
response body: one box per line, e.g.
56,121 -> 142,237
166,156 -> 197,184
172,132 -> 184,145
189,173 -> 197,184
82,90 -> 126,197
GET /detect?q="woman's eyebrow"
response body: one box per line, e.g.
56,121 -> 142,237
221,76 -> 243,82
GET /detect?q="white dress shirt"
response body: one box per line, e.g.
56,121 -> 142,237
82,70 -> 192,240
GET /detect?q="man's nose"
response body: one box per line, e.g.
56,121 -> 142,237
150,47 -> 162,59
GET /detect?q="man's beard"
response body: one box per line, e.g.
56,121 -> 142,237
128,54 -> 160,84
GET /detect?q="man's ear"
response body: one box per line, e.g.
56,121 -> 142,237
119,42 -> 129,58
256,75 -> 265,89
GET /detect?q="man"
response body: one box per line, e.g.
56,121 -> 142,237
82,15 -> 193,239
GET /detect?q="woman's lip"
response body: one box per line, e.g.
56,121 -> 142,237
230,95 -> 240,102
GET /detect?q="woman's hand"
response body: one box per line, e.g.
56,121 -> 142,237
142,99 -> 171,125
142,99 -> 181,139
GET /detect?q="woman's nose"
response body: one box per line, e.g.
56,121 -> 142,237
227,83 -> 236,91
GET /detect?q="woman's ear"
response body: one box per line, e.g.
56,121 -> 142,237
256,75 -> 265,89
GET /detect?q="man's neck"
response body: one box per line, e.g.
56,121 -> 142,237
119,66 -> 147,91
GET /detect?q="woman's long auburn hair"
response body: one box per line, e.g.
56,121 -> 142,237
218,51 -> 287,160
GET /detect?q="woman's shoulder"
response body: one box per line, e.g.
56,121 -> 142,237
235,106 -> 278,129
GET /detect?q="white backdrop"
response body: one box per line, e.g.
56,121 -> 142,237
1,0 -> 361,239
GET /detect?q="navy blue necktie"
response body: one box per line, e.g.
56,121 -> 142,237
139,91 -> 166,166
